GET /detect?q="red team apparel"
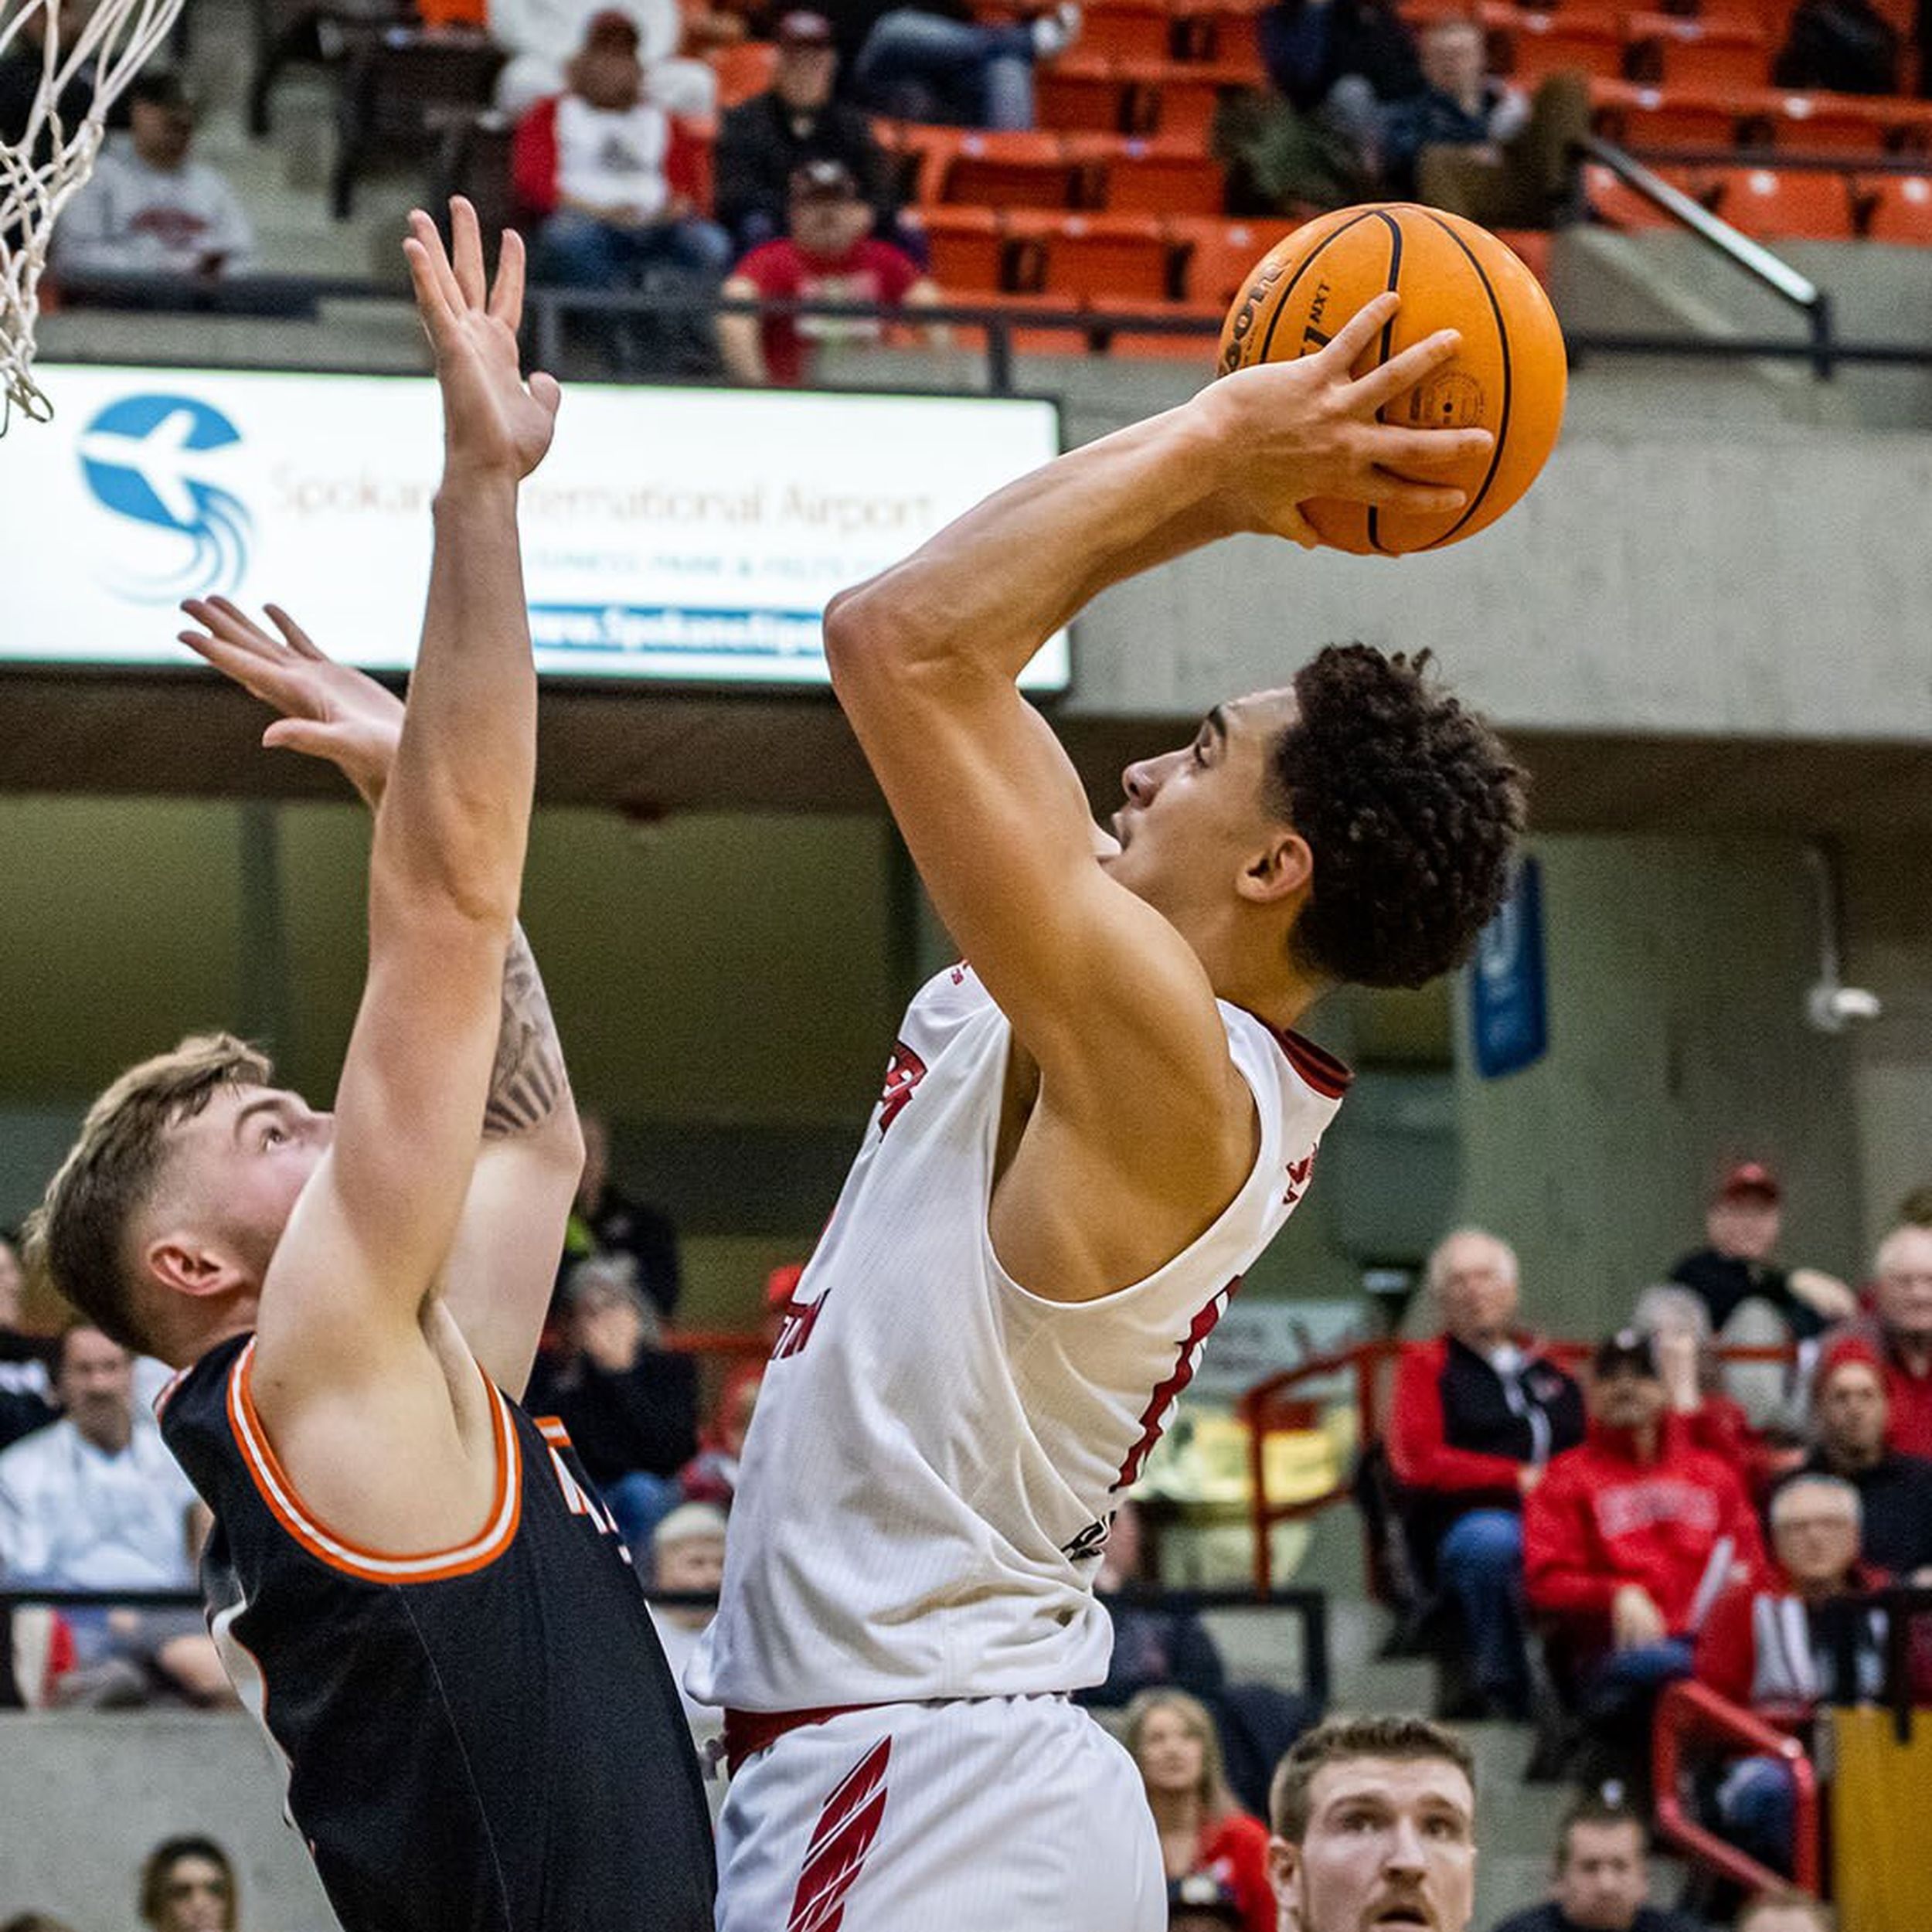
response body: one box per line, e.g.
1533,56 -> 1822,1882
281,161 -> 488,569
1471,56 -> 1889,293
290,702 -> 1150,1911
1522,1419 -> 1765,1640
730,236 -> 923,385
690,961 -> 1349,1931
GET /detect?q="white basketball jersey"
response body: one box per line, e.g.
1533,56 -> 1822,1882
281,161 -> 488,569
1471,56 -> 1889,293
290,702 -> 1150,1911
689,963 -> 1349,1713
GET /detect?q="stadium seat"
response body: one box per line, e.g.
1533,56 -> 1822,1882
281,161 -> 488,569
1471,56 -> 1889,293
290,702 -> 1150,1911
1494,227 -> 1554,283
1036,57 -> 1134,132
1482,5 -> 1624,82
1594,80 -> 1740,147
1082,0 -> 1174,62
944,132 -> 1081,209
331,26 -> 505,219
1858,171 -> 1932,241
709,40 -> 777,109
1172,0 -> 1264,70
1168,213 -> 1271,308
1584,158 -> 1699,226
1135,62 -> 1249,139
896,123 -> 966,202
910,205 -> 1009,293
1075,134 -> 1226,211
1625,14 -> 1770,90
1740,89 -> 1899,155
1703,163 -> 1856,236
1006,210 -> 1172,301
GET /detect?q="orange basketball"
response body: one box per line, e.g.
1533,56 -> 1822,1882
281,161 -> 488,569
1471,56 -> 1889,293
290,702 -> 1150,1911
1217,203 -> 1567,556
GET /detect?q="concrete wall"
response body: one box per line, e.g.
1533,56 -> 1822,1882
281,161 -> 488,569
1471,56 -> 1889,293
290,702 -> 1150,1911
1452,833 -> 1869,1334
0,1712 -> 339,1932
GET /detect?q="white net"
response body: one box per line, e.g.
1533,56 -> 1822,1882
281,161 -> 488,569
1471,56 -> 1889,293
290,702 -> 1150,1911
0,0 -> 187,427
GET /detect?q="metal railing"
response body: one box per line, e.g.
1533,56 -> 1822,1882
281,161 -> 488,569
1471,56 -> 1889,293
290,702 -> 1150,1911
1651,1677 -> 1823,1896
1578,132 -> 1838,376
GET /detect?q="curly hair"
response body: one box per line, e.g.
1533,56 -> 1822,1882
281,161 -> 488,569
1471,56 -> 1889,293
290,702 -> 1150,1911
1269,644 -> 1526,989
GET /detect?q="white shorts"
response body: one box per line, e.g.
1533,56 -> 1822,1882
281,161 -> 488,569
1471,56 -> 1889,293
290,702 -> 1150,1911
714,1693 -> 1165,1932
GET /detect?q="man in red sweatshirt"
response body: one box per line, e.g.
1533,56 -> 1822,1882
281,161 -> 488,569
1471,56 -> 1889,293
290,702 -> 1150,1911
1525,1329 -> 1763,1765
1388,1227 -> 1583,1719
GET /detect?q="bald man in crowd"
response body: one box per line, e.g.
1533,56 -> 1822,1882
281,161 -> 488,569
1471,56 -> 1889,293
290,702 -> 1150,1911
1389,1229 -> 1583,1718
1833,1225 -> 1932,1458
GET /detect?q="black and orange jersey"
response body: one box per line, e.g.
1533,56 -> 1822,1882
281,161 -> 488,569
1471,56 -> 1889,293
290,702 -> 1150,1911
158,1332 -> 715,1932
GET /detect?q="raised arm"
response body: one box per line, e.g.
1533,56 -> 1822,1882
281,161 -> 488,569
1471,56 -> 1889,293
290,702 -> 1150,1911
250,200 -> 560,1437
823,299 -> 1487,1181
178,597 -> 580,1398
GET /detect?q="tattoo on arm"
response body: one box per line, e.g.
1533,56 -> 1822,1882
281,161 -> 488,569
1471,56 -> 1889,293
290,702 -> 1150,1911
483,926 -> 567,1138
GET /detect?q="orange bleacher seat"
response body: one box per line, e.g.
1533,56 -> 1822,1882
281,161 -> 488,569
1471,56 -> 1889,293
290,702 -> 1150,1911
1584,158 -> 1700,225
944,131 -> 1080,208
1625,14 -> 1770,88
1703,162 -> 1855,235
1740,88 -> 1898,153
1485,6 -> 1625,82
1036,56 -> 1134,131
1169,213 -> 1271,307
1082,0 -> 1174,61
910,204 -> 1009,291
709,39 -> 777,109
1859,171 -> 1932,240
1007,209 -> 1173,299
1493,226 -> 1553,282
1173,0 -> 1264,70
1077,134 -> 1226,210
897,124 -> 967,201
1593,79 -> 1740,145
1133,61 -> 1250,138
1884,101 -> 1932,151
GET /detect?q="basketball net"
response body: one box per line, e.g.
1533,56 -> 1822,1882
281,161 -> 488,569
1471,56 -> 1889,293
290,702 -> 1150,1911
0,0 -> 186,428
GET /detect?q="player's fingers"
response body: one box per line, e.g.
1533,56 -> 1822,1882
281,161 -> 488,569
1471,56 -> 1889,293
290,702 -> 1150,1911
529,369 -> 563,419
178,628 -> 281,700
1355,468 -> 1470,512
264,603 -> 326,661
1352,329 -> 1462,411
185,596 -> 274,654
488,226 -> 526,333
1356,425 -> 1492,471
449,196 -> 488,311
261,719 -> 333,759
1315,291 -> 1400,376
403,213 -> 461,328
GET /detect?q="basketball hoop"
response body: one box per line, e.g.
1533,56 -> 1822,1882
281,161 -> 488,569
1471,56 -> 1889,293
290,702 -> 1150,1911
0,0 -> 187,428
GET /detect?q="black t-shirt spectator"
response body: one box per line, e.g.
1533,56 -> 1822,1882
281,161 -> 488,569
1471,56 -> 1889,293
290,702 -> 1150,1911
0,1330 -> 56,1451
1669,1247 -> 1825,1338
1774,0 -> 1899,94
1794,1446 -> 1932,1577
559,1183 -> 682,1324
1490,1903 -> 1708,1932
526,1348 -> 700,1488
1257,0 -> 1423,112
715,90 -> 893,241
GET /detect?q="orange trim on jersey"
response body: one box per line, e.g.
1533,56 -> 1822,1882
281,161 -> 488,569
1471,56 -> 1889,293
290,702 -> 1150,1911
225,1338 -> 522,1583
533,1415 -> 573,1447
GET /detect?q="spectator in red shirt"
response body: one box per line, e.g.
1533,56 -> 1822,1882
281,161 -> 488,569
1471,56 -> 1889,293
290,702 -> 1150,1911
719,158 -> 938,386
1794,1335 -> 1932,1578
1125,1688 -> 1274,1932
1830,1223 -> 1932,1458
1525,1328 -> 1763,1770
514,9 -> 732,371
1632,1283 -> 1789,1500
1387,1227 -> 1583,1719
1694,1473 -> 1916,1876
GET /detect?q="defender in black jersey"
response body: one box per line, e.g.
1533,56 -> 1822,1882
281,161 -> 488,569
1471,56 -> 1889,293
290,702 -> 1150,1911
25,205 -> 713,1931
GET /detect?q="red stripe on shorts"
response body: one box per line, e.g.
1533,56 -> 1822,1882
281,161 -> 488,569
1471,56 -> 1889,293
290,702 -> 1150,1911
787,1735 -> 893,1932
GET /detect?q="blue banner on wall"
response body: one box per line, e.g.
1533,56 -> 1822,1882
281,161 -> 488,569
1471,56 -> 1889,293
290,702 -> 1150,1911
1471,855 -> 1548,1079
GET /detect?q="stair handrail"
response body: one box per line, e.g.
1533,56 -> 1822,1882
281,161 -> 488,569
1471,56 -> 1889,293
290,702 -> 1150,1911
1651,1676 -> 1821,1896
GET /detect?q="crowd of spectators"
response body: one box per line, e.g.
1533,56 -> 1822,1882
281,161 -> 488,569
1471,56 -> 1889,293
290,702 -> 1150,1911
1378,1162 -> 1932,1910
5,1830 -> 241,1932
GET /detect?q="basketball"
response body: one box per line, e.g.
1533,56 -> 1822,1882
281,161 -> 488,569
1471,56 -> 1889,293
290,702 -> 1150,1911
1217,204 -> 1568,556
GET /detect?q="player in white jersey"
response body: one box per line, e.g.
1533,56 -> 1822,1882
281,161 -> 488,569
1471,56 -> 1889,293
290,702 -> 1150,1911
691,292 -> 1527,1932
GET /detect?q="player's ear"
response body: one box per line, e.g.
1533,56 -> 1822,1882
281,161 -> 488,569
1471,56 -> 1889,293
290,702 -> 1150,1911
1237,830 -> 1312,906
1267,1834 -> 1304,1927
145,1232 -> 251,1302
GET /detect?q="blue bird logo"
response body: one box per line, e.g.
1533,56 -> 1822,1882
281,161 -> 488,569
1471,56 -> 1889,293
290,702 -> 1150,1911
77,393 -> 252,603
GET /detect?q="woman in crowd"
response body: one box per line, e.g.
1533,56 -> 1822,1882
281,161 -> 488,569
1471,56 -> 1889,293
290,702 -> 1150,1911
1123,1689 -> 1271,1932
138,1836 -> 237,1932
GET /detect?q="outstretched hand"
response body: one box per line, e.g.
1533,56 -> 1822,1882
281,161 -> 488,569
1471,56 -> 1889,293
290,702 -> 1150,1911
1196,291 -> 1495,547
403,198 -> 561,484
179,597 -> 403,804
